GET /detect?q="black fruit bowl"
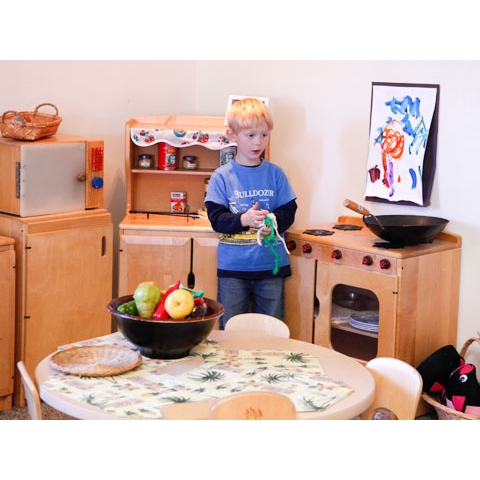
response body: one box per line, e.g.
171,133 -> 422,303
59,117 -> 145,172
107,295 -> 224,359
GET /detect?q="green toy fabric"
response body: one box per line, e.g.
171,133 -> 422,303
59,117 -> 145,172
256,213 -> 290,275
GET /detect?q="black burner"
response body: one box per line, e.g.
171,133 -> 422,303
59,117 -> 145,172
333,224 -> 362,231
373,242 -> 405,249
303,229 -> 334,236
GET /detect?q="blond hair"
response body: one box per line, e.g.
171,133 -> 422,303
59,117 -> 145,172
226,98 -> 273,133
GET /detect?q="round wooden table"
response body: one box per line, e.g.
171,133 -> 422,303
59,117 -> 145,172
36,330 -> 375,420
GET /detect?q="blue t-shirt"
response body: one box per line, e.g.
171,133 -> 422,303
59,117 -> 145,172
205,160 -> 296,276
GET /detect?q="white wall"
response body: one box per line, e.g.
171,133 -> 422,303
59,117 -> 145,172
0,60 -> 478,349
196,60 -> 480,350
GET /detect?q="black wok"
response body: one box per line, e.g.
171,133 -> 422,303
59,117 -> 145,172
343,199 -> 449,246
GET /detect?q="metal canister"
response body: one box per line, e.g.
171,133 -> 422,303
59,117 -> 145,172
158,142 -> 177,170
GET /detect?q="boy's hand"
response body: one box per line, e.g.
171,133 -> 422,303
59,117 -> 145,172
241,202 -> 269,229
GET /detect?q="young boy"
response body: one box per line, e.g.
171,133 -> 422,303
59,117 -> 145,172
205,98 -> 297,329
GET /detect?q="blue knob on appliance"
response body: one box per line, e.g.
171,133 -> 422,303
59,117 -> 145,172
91,177 -> 104,189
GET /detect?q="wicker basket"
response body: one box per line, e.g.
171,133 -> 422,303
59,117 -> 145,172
0,103 -> 62,141
421,337 -> 480,420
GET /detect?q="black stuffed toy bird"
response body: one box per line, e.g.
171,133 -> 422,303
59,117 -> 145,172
442,363 -> 480,416
416,345 -> 464,393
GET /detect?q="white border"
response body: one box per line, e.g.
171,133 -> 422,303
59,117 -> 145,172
224,95 -> 270,126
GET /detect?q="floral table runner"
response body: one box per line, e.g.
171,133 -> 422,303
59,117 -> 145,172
43,333 -> 354,419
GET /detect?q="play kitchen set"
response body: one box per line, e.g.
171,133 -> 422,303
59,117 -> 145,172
284,199 -> 462,384
120,115 -> 462,377
0,104 -> 113,409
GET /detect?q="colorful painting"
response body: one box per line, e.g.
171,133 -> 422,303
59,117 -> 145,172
364,83 -> 439,205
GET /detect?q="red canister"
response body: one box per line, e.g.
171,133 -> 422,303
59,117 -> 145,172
158,142 -> 177,170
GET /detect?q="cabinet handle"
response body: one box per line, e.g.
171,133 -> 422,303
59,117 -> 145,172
188,238 -> 195,289
101,236 -> 107,257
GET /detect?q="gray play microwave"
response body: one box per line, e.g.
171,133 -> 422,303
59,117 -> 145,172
0,133 -> 104,217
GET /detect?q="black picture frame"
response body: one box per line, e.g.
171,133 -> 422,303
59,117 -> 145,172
365,82 -> 440,207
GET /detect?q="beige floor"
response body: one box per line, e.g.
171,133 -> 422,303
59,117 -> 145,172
0,402 -> 76,420
0,402 -> 437,420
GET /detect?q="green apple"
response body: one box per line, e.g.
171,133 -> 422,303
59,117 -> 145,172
164,289 -> 195,319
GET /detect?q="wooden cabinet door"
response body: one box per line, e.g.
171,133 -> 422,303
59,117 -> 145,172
315,263 -> 398,359
118,234 -> 191,296
23,224 -> 113,376
284,255 -> 316,342
192,236 -> 218,300
0,244 -> 15,407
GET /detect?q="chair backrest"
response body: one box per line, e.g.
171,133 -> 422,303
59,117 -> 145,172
361,357 -> 423,420
17,361 -> 42,420
225,313 -> 290,338
208,391 -> 297,420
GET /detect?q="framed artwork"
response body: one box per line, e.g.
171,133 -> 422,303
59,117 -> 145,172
224,95 -> 270,126
219,145 -> 237,166
364,82 -> 440,206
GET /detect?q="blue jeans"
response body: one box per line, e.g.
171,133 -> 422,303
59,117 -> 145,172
217,276 -> 285,329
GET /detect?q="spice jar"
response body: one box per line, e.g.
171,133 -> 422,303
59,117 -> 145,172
138,154 -> 152,169
182,155 -> 197,170
204,177 -> 210,202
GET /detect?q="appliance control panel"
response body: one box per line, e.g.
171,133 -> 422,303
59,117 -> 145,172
86,141 -> 104,208
91,146 -> 104,171
287,238 -> 398,274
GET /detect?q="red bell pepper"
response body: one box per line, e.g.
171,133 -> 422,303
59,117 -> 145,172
152,280 -> 181,319
194,297 -> 206,307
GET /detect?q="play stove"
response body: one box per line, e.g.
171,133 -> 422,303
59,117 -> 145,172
283,215 -> 462,371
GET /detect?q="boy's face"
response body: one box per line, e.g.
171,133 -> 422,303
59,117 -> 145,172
227,121 -> 270,165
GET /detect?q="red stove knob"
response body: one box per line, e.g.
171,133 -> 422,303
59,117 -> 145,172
286,240 -> 296,252
331,249 -> 342,259
380,258 -> 391,269
302,243 -> 312,254
362,255 -> 373,266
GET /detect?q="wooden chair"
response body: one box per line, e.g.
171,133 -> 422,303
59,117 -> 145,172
361,357 -> 423,420
225,313 -> 290,338
208,391 -> 297,420
17,361 -> 42,420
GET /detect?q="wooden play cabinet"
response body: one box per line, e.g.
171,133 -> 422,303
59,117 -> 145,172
0,209 -> 113,406
0,236 -> 15,411
284,217 -> 462,368
119,115 -> 270,299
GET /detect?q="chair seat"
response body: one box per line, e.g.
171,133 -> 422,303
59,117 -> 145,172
361,357 -> 423,420
208,391 -> 297,419
225,313 -> 290,338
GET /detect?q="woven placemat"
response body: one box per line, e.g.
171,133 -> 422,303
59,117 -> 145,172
49,345 -> 142,377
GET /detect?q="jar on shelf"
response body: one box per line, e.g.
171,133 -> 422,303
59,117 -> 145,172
182,155 -> 197,170
219,146 -> 236,166
137,154 -> 152,169
158,142 -> 177,170
204,177 -> 210,203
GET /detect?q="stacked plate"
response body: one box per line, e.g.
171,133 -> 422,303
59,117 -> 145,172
349,311 -> 379,333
